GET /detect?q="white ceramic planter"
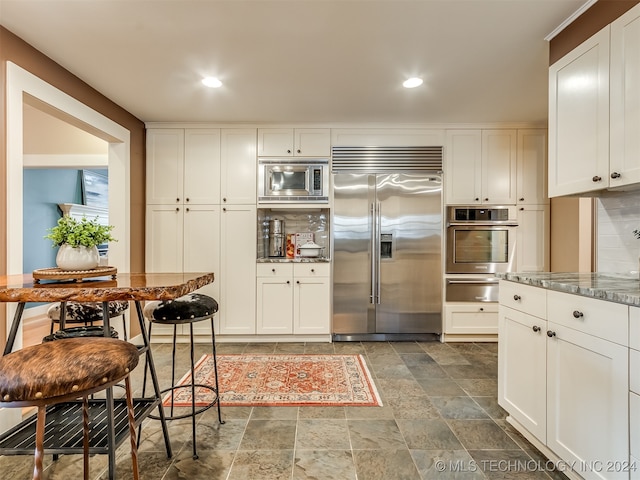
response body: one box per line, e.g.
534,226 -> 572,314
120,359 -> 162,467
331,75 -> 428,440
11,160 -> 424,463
56,244 -> 100,271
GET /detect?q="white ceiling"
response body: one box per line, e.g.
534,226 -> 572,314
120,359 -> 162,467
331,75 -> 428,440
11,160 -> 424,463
0,0 -> 588,125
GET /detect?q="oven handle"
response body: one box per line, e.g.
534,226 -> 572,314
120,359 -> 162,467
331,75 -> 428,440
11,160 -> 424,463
446,222 -> 518,227
446,279 -> 499,284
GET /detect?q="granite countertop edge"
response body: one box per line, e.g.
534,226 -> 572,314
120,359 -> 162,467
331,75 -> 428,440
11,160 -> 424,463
496,272 -> 640,307
257,258 -> 331,263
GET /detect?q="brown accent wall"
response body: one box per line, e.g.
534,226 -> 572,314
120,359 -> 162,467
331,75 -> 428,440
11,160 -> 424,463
549,0 -> 640,65
0,26 -> 146,342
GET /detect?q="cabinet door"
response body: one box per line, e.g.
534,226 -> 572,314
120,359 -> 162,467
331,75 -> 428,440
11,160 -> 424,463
146,129 -> 184,204
293,276 -> 330,335
482,130 -> 517,204
294,129 -> 331,156
517,130 -> 548,204
220,129 -> 257,205
444,130 -> 482,204
257,277 -> 293,334
546,322 -> 629,479
184,205 -> 220,336
498,306 -> 546,442
610,4 -> 640,188
219,205 -> 256,335
184,129 -> 221,204
257,128 -> 294,156
516,205 -> 549,272
549,27 -> 610,197
145,204 -> 183,272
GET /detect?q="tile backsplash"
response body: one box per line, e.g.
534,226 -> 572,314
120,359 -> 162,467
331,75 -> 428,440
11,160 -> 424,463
597,190 -> 640,274
257,208 -> 329,259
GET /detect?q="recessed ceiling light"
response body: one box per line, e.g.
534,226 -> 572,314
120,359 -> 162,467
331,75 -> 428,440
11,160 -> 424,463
202,77 -> 222,88
403,77 -> 423,89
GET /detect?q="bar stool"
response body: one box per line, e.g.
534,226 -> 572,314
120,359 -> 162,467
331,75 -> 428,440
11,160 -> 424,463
47,301 -> 129,340
142,293 -> 224,459
0,337 -> 140,480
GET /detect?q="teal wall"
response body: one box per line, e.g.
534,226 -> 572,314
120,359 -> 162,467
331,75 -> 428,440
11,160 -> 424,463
23,168 -> 107,308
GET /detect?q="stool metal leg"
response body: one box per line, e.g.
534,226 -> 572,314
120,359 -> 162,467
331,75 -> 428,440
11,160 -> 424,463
189,323 -> 198,459
82,396 -> 90,480
134,301 -> 172,458
211,317 -> 224,425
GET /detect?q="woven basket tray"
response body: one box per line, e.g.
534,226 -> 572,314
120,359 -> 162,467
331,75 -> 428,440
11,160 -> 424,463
32,266 -> 118,283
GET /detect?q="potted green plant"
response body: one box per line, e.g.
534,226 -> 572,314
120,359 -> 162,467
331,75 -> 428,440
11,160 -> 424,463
45,216 -> 116,271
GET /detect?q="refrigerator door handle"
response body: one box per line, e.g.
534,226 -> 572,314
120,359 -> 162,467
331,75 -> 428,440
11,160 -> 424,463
376,201 -> 381,304
370,202 -> 376,304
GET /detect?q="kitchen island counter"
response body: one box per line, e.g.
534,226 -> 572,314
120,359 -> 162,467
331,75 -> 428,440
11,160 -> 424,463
496,271 -> 640,307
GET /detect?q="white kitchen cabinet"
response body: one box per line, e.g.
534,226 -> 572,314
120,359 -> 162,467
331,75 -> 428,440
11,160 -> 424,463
516,129 -> 548,205
219,205 -> 257,335
220,128 -> 257,205
293,263 -> 330,335
482,130 -> 517,204
498,305 -> 547,442
444,129 -> 516,205
257,264 -> 294,335
548,26 -> 610,197
516,204 -> 549,272
443,303 -> 498,338
258,128 -> 330,157
145,203 -> 220,336
610,4 -> 640,189
499,281 -> 631,480
256,263 -> 330,336
146,128 -> 221,205
546,321 -> 629,480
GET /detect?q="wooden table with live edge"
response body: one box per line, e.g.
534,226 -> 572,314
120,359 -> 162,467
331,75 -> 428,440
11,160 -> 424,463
0,271 -> 214,480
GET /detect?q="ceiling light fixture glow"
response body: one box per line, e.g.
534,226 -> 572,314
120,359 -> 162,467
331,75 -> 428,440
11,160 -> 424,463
202,77 -> 222,88
403,77 -> 423,88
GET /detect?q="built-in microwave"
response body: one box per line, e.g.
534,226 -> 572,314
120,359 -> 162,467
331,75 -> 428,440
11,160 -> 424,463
258,158 -> 329,203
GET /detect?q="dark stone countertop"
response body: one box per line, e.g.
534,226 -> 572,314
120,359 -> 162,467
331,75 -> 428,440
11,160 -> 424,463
496,272 -> 640,307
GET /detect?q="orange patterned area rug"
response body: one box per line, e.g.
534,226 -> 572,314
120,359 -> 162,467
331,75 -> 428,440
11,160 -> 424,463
164,353 -> 382,407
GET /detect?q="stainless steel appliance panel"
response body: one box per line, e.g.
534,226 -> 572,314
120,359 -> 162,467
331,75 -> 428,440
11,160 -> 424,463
332,174 -> 376,335
445,278 -> 499,302
332,173 -> 442,337
445,224 -> 516,274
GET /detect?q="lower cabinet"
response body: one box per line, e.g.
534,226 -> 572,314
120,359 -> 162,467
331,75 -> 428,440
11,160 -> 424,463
443,302 -> 498,339
546,321 -> 629,480
257,263 -> 330,335
498,305 -> 546,441
498,281 -> 631,480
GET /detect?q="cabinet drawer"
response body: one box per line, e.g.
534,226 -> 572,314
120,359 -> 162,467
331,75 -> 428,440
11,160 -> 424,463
547,291 -> 628,346
499,281 -> 546,319
294,263 -> 330,277
631,306 -> 640,351
444,303 -> 498,334
632,392 -> 640,463
257,263 -> 294,278
632,348 -> 640,395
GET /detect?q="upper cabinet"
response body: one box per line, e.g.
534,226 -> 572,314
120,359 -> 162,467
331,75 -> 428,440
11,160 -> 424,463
517,130 -> 548,205
548,27 -> 610,197
147,128 -> 221,205
147,128 -> 256,206
610,5 -> 640,188
445,129 -> 517,205
258,128 -> 330,157
549,3 -> 640,196
220,128 -> 257,205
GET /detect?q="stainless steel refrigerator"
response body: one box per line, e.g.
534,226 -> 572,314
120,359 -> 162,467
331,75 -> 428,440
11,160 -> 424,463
332,173 -> 442,341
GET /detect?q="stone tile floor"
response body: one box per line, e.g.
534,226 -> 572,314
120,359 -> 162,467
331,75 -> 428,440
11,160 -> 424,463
0,341 -> 568,479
